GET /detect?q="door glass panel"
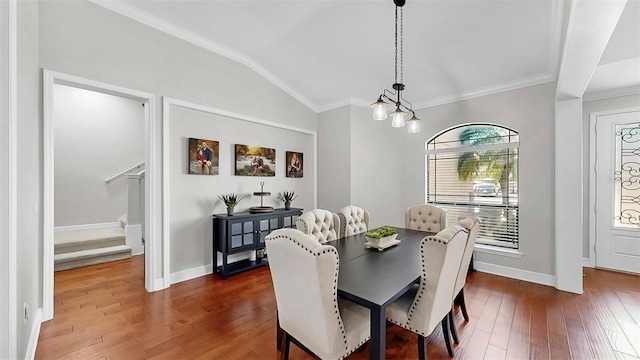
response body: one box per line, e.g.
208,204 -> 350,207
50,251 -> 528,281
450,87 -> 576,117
260,219 -> 269,231
270,218 -> 279,229
243,221 -> 253,233
243,234 -> 253,246
283,216 -> 291,227
231,235 -> 242,248
614,123 -> 640,229
231,223 -> 242,235
259,232 -> 267,243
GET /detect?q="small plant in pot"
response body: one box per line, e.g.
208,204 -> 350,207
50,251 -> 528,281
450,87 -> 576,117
276,191 -> 298,210
365,226 -> 399,247
218,193 -> 248,216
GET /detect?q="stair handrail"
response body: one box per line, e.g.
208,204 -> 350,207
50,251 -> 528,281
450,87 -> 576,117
105,162 -> 145,184
127,169 -> 145,180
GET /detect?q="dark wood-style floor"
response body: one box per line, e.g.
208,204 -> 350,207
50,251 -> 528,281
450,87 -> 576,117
36,256 -> 640,359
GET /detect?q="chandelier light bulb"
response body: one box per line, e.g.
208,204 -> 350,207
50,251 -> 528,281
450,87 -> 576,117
407,114 -> 422,133
371,98 -> 389,121
390,106 -> 406,128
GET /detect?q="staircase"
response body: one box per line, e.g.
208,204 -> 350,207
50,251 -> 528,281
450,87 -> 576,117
54,227 -> 132,271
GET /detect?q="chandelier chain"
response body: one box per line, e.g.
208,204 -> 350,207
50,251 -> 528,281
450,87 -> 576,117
400,7 -> 403,84
394,6 -> 398,84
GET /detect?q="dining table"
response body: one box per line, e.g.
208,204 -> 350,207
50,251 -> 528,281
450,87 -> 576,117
275,227 -> 435,360
329,228 -> 433,360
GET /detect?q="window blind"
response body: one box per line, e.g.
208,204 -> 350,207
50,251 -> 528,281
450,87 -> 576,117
426,135 -> 519,249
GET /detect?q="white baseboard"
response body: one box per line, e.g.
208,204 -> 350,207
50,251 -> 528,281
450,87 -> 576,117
170,264 -> 214,285
474,261 -> 556,287
152,278 -> 167,292
582,257 -> 592,267
25,309 -> 42,360
54,222 -> 120,232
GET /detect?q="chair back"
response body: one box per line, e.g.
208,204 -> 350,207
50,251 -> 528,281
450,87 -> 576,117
265,229 -> 349,359
338,205 -> 370,238
406,225 -> 468,334
296,209 -> 341,243
454,216 -> 481,295
405,204 -> 447,232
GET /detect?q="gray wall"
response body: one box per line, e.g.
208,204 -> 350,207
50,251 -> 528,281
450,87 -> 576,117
350,106 -> 405,228
402,82 -> 557,276
17,0 -> 41,356
168,105 -> 315,273
581,94 -> 640,258
54,84 -> 145,227
317,106 -> 351,212
39,0 -> 317,283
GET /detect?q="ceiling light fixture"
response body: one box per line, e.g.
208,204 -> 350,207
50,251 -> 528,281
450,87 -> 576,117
371,0 -> 421,134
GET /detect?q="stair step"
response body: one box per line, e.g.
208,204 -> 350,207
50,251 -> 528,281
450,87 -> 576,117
55,228 -> 125,254
54,245 -> 132,272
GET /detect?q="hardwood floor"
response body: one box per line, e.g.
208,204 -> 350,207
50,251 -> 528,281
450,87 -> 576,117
36,257 -> 640,359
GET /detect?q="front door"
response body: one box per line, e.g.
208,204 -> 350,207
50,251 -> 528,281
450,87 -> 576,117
595,109 -> 640,274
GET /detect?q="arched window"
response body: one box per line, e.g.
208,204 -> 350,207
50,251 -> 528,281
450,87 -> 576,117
426,124 -> 519,248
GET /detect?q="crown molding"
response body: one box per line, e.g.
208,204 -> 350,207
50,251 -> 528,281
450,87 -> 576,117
340,72 -> 556,113
548,0 -> 564,77
88,0 -> 319,113
583,85 -> 640,103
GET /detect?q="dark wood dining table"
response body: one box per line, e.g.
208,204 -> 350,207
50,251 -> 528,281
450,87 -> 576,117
274,227 -> 434,360
326,228 -> 433,360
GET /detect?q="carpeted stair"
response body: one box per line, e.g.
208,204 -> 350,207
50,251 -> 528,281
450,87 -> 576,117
54,227 -> 132,271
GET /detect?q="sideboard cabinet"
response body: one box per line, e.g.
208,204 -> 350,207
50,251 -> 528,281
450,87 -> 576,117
212,208 -> 302,279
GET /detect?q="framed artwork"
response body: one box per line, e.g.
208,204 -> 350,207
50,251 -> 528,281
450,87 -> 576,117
188,138 -> 219,175
286,151 -> 303,178
234,144 -> 276,176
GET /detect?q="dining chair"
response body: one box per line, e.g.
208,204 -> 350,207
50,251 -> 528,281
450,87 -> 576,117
338,205 -> 370,238
453,216 -> 481,322
385,225 -> 469,359
405,204 -> 448,232
296,209 -> 341,243
265,228 -> 371,360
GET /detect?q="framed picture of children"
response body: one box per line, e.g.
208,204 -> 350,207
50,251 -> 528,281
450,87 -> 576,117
188,138 -> 219,175
286,151 -> 303,178
234,144 -> 276,176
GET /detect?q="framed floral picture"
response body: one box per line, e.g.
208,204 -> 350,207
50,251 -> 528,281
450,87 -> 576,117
286,151 -> 303,178
188,138 -> 219,175
234,144 -> 276,176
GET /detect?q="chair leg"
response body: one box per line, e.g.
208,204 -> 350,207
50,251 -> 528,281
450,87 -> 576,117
282,332 -> 290,360
441,316 -> 454,357
458,289 -> 469,322
448,310 -> 459,344
418,334 -> 427,360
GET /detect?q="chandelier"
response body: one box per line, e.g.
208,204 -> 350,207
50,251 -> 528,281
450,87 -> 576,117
371,0 -> 421,134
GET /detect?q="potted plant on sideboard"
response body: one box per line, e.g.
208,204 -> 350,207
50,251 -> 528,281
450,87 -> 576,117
276,190 -> 298,210
218,193 -> 248,216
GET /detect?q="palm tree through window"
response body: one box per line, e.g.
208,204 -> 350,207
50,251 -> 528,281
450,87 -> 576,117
426,124 -> 519,248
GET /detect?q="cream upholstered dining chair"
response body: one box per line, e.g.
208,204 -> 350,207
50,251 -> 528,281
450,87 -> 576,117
265,229 -> 370,360
385,225 -> 469,359
405,204 -> 448,233
453,216 -> 481,322
338,205 -> 370,238
296,209 -> 341,243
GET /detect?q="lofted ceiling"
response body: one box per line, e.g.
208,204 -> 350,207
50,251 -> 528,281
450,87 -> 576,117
99,0 -> 639,112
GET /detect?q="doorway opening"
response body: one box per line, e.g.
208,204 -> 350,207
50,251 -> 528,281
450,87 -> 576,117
43,70 -> 160,321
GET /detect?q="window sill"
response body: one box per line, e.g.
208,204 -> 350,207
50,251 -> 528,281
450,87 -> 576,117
474,244 -> 523,258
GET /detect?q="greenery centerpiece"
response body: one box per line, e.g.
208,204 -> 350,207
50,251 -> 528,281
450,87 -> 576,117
365,226 -> 399,248
218,193 -> 248,215
276,191 -> 298,210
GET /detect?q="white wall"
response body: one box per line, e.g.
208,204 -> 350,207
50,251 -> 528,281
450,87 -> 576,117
317,106 -> 351,212
39,0 -> 317,285
53,84 -> 144,227
0,0 -> 12,357
17,0 -> 41,357
168,104 -> 315,274
403,82 -> 557,277
582,94 -> 640,258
